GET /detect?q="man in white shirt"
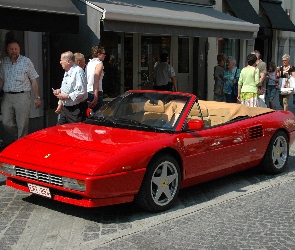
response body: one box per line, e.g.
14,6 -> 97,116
153,53 -> 177,92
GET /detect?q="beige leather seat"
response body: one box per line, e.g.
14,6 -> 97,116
188,103 -> 211,127
141,100 -> 168,126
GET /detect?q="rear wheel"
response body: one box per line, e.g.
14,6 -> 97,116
135,154 -> 181,212
259,131 -> 289,174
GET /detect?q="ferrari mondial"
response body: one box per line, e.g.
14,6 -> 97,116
1,90 -> 295,212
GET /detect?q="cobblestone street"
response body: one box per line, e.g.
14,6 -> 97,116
0,141 -> 295,249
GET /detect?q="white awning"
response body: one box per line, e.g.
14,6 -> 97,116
89,0 -> 259,39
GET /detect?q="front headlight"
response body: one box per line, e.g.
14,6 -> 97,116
0,163 -> 16,175
62,177 -> 86,191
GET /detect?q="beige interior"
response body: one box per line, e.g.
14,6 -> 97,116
189,100 -> 274,127
118,99 -> 274,128
188,103 -> 211,126
142,100 -> 169,125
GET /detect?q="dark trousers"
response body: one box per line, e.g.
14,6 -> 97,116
87,91 -> 103,112
57,102 -> 87,125
225,93 -> 237,103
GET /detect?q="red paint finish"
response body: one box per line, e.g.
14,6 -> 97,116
0,90 -> 294,210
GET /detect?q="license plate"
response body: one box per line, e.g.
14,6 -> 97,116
28,183 -> 51,198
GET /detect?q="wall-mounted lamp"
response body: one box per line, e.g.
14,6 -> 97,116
286,9 -> 290,19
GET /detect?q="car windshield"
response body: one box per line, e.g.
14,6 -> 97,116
84,92 -> 190,132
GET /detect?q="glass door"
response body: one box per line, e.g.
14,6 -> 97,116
124,34 -> 133,92
177,36 -> 190,93
140,36 -> 171,90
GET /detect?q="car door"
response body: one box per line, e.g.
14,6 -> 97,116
182,121 -> 247,180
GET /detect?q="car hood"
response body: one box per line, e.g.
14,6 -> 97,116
0,123 -> 172,175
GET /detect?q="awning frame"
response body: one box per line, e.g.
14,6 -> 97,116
89,0 -> 259,39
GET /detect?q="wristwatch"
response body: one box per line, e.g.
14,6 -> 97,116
35,96 -> 41,99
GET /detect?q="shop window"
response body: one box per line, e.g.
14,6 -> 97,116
178,37 -> 189,73
100,31 -> 121,97
218,38 -> 240,67
140,36 -> 171,90
124,34 -> 133,92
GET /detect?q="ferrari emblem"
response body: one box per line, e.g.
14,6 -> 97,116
162,179 -> 167,187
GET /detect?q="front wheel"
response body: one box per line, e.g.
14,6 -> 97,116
135,154 -> 181,212
259,131 -> 289,174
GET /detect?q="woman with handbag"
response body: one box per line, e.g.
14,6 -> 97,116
276,54 -> 295,111
237,54 -> 261,107
223,56 -> 240,103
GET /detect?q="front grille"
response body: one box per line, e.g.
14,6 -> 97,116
15,167 -> 63,186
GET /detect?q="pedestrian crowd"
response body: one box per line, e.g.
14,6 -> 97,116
0,32 -> 179,148
0,31 -> 110,147
213,50 -> 295,110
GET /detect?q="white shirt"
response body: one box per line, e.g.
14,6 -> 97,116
60,64 -> 87,106
86,58 -> 104,92
153,62 -> 175,86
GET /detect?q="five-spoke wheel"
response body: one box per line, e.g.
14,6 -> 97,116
135,154 -> 181,212
260,131 -> 289,174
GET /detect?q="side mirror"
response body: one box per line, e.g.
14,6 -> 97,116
86,108 -> 94,118
187,119 -> 204,130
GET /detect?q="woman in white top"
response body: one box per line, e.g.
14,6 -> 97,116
85,45 -> 106,111
276,54 -> 295,111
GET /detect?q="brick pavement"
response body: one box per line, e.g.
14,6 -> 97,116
1,107 -> 295,249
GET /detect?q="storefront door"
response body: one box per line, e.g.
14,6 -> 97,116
177,36 -> 192,93
140,36 -> 172,90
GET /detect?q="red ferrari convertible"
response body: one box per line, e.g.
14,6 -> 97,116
1,90 -> 295,212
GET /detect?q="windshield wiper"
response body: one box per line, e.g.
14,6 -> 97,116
114,118 -> 166,131
84,117 -> 116,126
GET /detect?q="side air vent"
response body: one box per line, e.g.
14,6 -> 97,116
246,125 -> 263,139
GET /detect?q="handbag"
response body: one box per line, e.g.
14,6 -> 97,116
257,87 -> 266,95
279,77 -> 293,95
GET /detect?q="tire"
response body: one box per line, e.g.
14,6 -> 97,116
135,154 -> 181,212
259,131 -> 289,175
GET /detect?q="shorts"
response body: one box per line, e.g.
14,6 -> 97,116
267,85 -> 277,100
279,93 -> 290,107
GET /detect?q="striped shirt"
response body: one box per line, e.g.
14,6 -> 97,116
0,55 -> 39,92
